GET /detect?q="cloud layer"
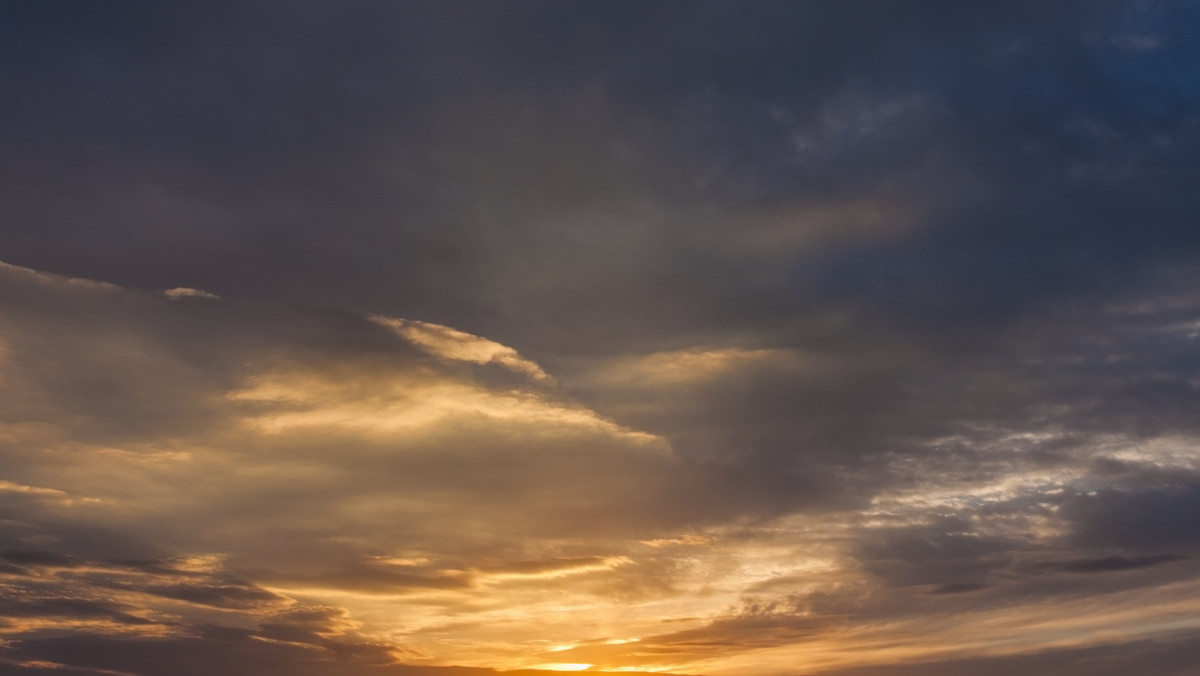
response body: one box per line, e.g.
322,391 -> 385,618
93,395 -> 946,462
4,1 -> 1200,674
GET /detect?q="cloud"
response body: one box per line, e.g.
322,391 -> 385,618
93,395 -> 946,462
372,317 -> 551,383
1059,482 -> 1200,551
6,256 -> 1200,673
161,287 -> 219,300
807,630 -> 1200,676
4,2 -> 1200,673
7,252 -> 1200,672
927,582 -> 989,595
8,1 -> 1197,363
1027,555 -> 1188,575
263,566 -> 474,596
0,260 -> 727,669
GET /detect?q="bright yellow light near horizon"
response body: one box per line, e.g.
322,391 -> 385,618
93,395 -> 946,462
534,664 -> 592,672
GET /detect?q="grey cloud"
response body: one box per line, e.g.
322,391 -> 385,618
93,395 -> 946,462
5,1 -> 1198,362
88,578 -> 285,611
927,582 -> 989,595
1027,554 -> 1188,575
0,551 -> 83,569
1060,483 -> 1200,551
810,630 -> 1200,676
264,568 -> 474,595
559,271 -> 1200,524
0,664 -> 113,676
854,512 -> 1031,582
7,634 -> 681,676
12,634 -> 413,676
102,557 -> 229,576
0,598 -> 146,623
0,547 -> 451,673
0,551 -> 284,626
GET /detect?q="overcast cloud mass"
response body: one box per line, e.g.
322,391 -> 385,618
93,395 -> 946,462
4,1 -> 1200,674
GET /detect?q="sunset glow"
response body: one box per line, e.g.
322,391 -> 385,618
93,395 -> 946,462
3,2 -> 1200,675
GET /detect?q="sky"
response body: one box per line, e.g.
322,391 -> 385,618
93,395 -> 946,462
3,1 -> 1200,674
